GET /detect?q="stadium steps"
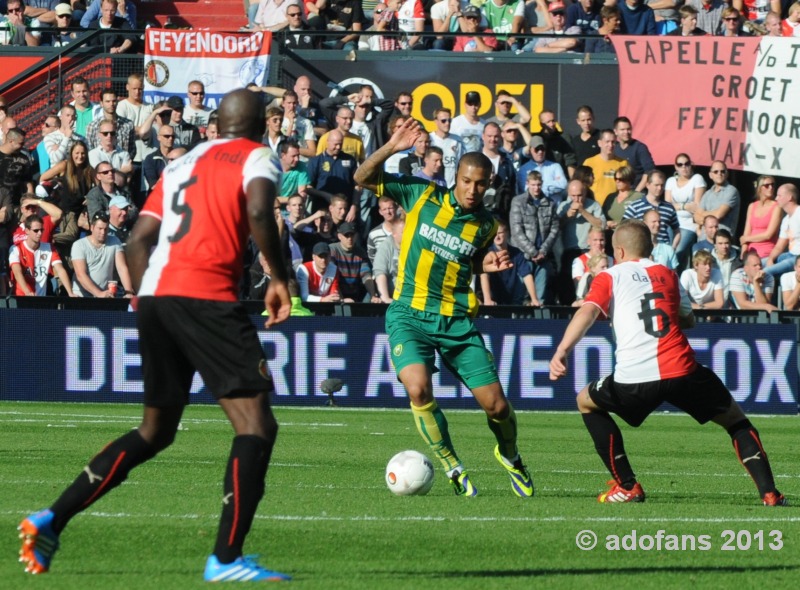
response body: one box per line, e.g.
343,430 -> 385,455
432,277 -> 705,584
138,0 -> 247,30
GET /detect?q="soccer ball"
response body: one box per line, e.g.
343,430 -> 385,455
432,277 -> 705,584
385,450 -> 435,496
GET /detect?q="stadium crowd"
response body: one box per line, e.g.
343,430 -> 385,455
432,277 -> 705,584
1,0 -> 799,309
1,0 -> 799,49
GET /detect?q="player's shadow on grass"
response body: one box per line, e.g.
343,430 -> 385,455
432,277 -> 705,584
418,564 -> 800,578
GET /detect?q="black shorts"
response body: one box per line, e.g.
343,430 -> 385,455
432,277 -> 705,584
588,364 -> 733,427
137,296 -> 273,407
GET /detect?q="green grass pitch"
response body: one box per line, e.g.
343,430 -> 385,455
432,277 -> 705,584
1,402 -> 797,589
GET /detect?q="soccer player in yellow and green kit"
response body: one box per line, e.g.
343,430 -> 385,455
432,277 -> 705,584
355,118 -> 534,497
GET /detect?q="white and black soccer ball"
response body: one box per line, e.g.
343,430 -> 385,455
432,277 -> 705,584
385,450 -> 435,496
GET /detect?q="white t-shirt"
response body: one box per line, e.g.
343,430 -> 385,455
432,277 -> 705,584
450,116 -> 485,154
778,207 -> 800,255
429,132 -> 464,188
679,267 -> 724,306
666,173 -> 706,231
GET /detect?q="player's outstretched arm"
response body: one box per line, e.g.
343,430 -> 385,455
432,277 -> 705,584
354,117 -> 421,193
126,215 -> 161,294
549,304 -> 601,381
247,176 -> 291,328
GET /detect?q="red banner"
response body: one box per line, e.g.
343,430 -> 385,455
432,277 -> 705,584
613,36 -> 800,177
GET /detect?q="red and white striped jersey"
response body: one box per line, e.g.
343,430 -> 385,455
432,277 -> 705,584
584,258 -> 696,384
138,138 -> 281,302
8,242 -> 61,296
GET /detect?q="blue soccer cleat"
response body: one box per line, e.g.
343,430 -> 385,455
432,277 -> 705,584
18,509 -> 60,574
494,445 -> 535,498
450,469 -> 478,497
204,554 -> 291,582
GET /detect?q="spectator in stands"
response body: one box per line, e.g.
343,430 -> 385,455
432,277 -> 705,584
278,139 -> 309,201
41,138 -> 93,213
711,228 -> 741,302
184,80 -> 213,135
392,91 -> 414,119
318,0 -> 364,51
694,160 -> 740,235
80,0 -> 135,28
452,5 -> 499,53
293,75 -> 323,132
85,88 -> 136,161
623,170 -> 680,250
0,128 -> 34,205
280,90 -> 317,159
668,4 -> 708,35
364,5 -> 402,52
537,109 -> 577,178
481,123 -> 516,218
601,164 -> 641,233
692,214 -> 720,254
373,216 -> 403,303
566,0 -> 601,33
263,106 -> 286,153
619,0 -> 657,35
429,107 -> 464,188
481,219 -> 541,306
612,116 -> 652,192
85,161 -> 124,218
645,209 -> 679,269
327,193 -> 350,231
107,193 -> 131,244
480,0 -> 525,50
487,90 -> 532,128
584,5 -> 622,54
730,250 -> 778,312
509,170 -> 560,304
570,104 -> 600,166
88,121 -> 132,175
116,73 -> 153,194
499,121 -> 531,171
688,0 -> 724,35
366,195 -> 400,262
317,106 -> 365,163
666,152 -> 706,267
399,130 -> 429,176
42,3 -> 80,46
739,175 -> 781,262
780,255 -> 800,310
23,0 -> 57,24
88,0 -> 134,53
296,241 -> 343,302
520,1 -> 581,53
573,252 -> 608,305
329,221 -> 379,302
393,0 -> 425,49
764,184 -> 800,279
44,105 -> 85,165
306,130 -> 358,212
556,179 -> 606,303
34,114 -> 58,174
9,214 -> 74,296
70,77 -> 101,136
515,135 -> 568,202
583,129 -> 627,208
571,225 -> 612,289
166,96 -> 201,149
782,3 -> 800,36
11,192 -> 62,246
680,249 -> 725,310
413,146 -> 447,188
523,0 -> 554,33
430,0 -> 461,51
206,116 -> 219,140
142,125 -> 173,193
763,10 -> 783,35
280,5 -> 318,49
0,0 -> 41,46
320,87 -> 394,158
720,7 -> 748,36
253,0 -> 300,32
71,212 -> 133,298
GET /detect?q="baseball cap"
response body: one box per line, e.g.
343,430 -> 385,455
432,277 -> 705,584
465,91 -> 481,106
529,135 -> 545,149
462,5 -> 481,18
109,195 -> 132,209
166,96 -> 185,110
312,242 -> 331,256
337,222 -> 356,235
548,1 -> 566,12
55,3 -> 73,16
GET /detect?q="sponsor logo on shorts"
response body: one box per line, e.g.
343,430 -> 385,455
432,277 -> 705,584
258,358 -> 272,380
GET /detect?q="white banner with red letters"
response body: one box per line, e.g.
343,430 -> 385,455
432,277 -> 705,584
613,35 -> 800,177
143,29 -> 272,109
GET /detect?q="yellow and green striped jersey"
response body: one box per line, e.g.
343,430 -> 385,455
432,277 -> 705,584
377,173 -> 498,318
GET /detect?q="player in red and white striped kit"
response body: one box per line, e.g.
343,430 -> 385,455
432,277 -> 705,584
550,219 -> 786,506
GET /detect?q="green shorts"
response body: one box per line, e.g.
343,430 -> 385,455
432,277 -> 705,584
385,301 -> 499,390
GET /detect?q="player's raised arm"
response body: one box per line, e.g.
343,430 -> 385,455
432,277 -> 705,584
354,117 -> 421,193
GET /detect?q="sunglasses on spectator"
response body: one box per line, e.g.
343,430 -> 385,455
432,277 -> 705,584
438,118 -> 451,123
188,91 -> 205,96
92,212 -> 110,222
614,176 -> 626,181
397,101 -> 412,106
710,169 -> 727,174
723,17 -> 739,21
552,11 -> 565,17
97,169 -> 114,175
24,205 -> 39,211
675,161 -> 691,167
29,227 -> 44,233
761,182 -> 775,188
7,7 -> 22,13
100,131 -> 116,136
160,133 -> 175,138
533,146 -> 545,152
